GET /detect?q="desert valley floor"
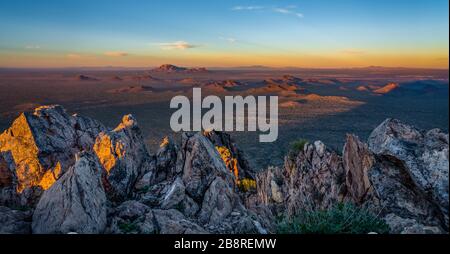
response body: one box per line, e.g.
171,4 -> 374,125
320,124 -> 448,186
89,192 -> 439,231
0,65 -> 448,169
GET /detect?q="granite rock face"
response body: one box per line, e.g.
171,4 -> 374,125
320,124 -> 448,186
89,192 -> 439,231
134,132 -> 267,234
0,105 -> 106,205
256,141 -> 347,217
368,119 -> 449,227
203,130 -> 255,180
31,152 -> 107,234
256,119 -> 449,233
0,105 -> 447,234
94,115 -> 151,201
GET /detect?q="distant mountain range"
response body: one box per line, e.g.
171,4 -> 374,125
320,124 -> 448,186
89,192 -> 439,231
357,80 -> 448,96
152,64 -> 208,73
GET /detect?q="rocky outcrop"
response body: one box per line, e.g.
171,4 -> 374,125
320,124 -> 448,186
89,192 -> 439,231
152,209 -> 207,234
343,134 -> 374,204
256,119 -> 449,234
106,200 -> 157,234
368,119 -> 449,226
204,130 -> 255,181
94,115 -> 150,201
0,104 -> 447,234
32,152 -> 107,234
256,141 -> 347,218
0,105 -> 106,200
180,133 -> 235,202
343,133 -> 446,233
135,132 -> 266,234
153,136 -> 181,183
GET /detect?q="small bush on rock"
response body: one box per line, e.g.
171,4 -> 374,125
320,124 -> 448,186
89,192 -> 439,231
290,139 -> 309,155
277,203 -> 389,234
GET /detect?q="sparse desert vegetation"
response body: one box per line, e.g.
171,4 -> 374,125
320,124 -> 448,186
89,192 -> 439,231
277,203 -> 390,234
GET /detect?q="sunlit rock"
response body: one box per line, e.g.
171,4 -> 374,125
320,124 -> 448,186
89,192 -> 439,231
0,105 -> 106,195
94,114 -> 151,201
32,152 -> 107,234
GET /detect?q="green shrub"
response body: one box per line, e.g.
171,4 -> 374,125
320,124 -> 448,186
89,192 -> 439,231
118,221 -> 139,233
277,203 -> 389,234
290,139 -> 309,154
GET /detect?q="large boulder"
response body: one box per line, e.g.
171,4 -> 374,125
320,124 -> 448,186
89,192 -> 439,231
179,132 -> 235,203
32,152 -> 107,234
152,209 -> 207,234
368,119 -> 448,227
343,134 -> 445,233
106,201 -> 206,234
94,115 -> 151,201
106,200 -> 156,234
0,105 -> 106,199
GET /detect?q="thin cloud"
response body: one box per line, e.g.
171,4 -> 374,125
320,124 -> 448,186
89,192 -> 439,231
274,8 -> 291,14
273,7 -> 303,18
157,41 -> 199,50
232,5 -> 304,18
220,37 -> 237,43
104,51 -> 128,57
232,6 -> 263,11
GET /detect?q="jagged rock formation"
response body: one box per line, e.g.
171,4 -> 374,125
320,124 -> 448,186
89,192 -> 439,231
94,115 -> 150,201
0,105 -> 106,206
255,119 -> 449,234
367,119 -> 449,230
204,130 -> 255,181
0,105 -> 266,234
255,141 -> 347,217
32,152 -> 107,234
133,132 -> 266,234
0,105 -> 448,234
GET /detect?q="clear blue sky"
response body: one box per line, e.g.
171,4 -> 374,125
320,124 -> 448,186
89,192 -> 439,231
0,0 -> 448,68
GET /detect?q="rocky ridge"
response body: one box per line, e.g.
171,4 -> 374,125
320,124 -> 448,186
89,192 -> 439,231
0,105 -> 448,234
256,119 -> 448,233
152,64 -> 208,73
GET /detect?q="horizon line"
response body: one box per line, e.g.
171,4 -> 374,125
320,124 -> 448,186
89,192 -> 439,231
0,65 -> 448,71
